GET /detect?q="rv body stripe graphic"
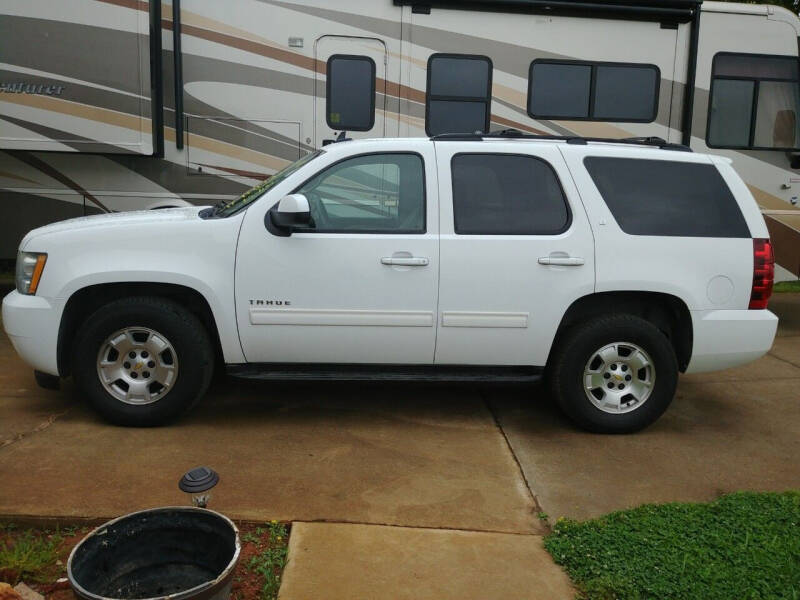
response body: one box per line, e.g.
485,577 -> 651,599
1,0 -> 799,273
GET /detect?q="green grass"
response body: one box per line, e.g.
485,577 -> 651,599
245,521 -> 289,600
544,491 -> 800,600
0,529 -> 63,585
774,280 -> 800,293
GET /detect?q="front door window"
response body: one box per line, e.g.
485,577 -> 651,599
296,153 -> 425,233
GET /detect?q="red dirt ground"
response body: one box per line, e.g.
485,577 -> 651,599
0,521 -> 289,600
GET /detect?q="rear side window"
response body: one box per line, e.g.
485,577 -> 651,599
583,157 -> 750,238
451,153 -> 570,235
528,60 -> 659,122
326,55 -> 376,131
426,54 -> 492,136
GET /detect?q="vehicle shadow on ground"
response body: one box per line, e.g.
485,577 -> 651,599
9,372 -> 742,439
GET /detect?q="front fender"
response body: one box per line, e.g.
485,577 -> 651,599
31,212 -> 246,364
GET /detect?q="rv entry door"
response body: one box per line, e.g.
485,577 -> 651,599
314,36 -> 387,147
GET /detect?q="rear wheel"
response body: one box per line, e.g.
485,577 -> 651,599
72,297 -> 214,426
549,314 -> 678,433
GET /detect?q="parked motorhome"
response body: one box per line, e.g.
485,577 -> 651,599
1,0 -> 799,276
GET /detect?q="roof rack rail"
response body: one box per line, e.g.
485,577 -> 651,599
430,129 -> 692,152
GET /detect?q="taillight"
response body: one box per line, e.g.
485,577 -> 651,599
749,238 -> 774,309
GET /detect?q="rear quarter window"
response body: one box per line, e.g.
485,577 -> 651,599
583,157 -> 750,238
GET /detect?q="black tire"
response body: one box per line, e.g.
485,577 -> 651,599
549,314 -> 678,434
72,296 -> 214,426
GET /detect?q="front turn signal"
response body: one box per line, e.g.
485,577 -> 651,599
15,252 -> 48,295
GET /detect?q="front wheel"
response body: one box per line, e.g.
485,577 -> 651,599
549,314 -> 678,433
72,297 -> 214,426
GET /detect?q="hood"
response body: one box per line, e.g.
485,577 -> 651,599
20,206 -> 208,249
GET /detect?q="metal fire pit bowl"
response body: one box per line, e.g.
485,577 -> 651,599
67,507 -> 241,600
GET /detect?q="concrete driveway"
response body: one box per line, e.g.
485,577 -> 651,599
1,293 -> 798,599
488,293 -> 800,521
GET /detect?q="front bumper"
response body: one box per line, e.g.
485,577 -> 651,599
686,308 -> 778,373
2,290 -> 63,376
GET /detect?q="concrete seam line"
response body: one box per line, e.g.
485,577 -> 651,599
479,388 -> 549,530
766,351 -> 800,371
289,518 -> 540,537
0,514 -> 113,529
0,515 -> 542,537
0,407 -> 72,451
678,375 -> 800,384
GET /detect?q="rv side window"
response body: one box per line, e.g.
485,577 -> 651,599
451,153 -> 570,235
326,55 -> 376,131
583,157 -> 750,238
426,54 -> 492,136
707,53 -> 800,150
528,60 -> 659,122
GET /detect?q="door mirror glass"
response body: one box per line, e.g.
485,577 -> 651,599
267,194 -> 313,236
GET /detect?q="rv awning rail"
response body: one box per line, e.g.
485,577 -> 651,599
431,129 -> 692,151
395,0 -> 701,22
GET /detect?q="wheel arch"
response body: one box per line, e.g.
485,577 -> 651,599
550,291 -> 693,372
57,282 -> 224,377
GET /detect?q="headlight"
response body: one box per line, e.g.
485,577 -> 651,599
15,252 -> 47,295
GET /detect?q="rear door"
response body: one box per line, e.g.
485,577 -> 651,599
434,141 -> 595,366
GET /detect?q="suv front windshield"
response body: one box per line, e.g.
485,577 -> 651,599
211,150 -> 324,217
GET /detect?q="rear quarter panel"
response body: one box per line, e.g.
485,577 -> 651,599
560,146 -> 754,311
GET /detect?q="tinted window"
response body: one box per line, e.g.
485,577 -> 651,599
528,60 -> 659,122
529,63 -> 591,118
707,79 -> 754,147
427,101 -> 488,137
583,157 -> 750,238
296,153 -> 424,233
451,154 -> 570,235
326,55 -> 376,131
708,53 -> 800,150
714,54 -> 799,79
429,57 -> 491,97
426,54 -> 492,136
594,65 -> 659,120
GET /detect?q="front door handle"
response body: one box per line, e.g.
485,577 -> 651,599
538,256 -> 585,266
381,257 -> 429,266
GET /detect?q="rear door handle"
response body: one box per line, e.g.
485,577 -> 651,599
538,256 -> 585,266
381,257 -> 429,266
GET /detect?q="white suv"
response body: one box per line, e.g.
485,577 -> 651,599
2,134 -> 778,432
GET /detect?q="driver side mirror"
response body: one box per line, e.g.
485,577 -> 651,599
266,194 -> 313,236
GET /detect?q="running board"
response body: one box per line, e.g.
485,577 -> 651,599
226,363 -> 543,383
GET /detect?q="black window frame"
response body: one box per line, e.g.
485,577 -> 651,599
527,59 -> 661,123
325,54 -> 377,132
450,152 -> 572,236
425,53 -> 493,136
706,51 -> 800,151
289,151 -> 427,235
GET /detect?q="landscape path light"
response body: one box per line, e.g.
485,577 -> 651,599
179,466 -> 219,508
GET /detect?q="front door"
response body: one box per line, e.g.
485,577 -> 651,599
235,140 -> 439,364
314,36 -> 387,148
433,141 -> 596,366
